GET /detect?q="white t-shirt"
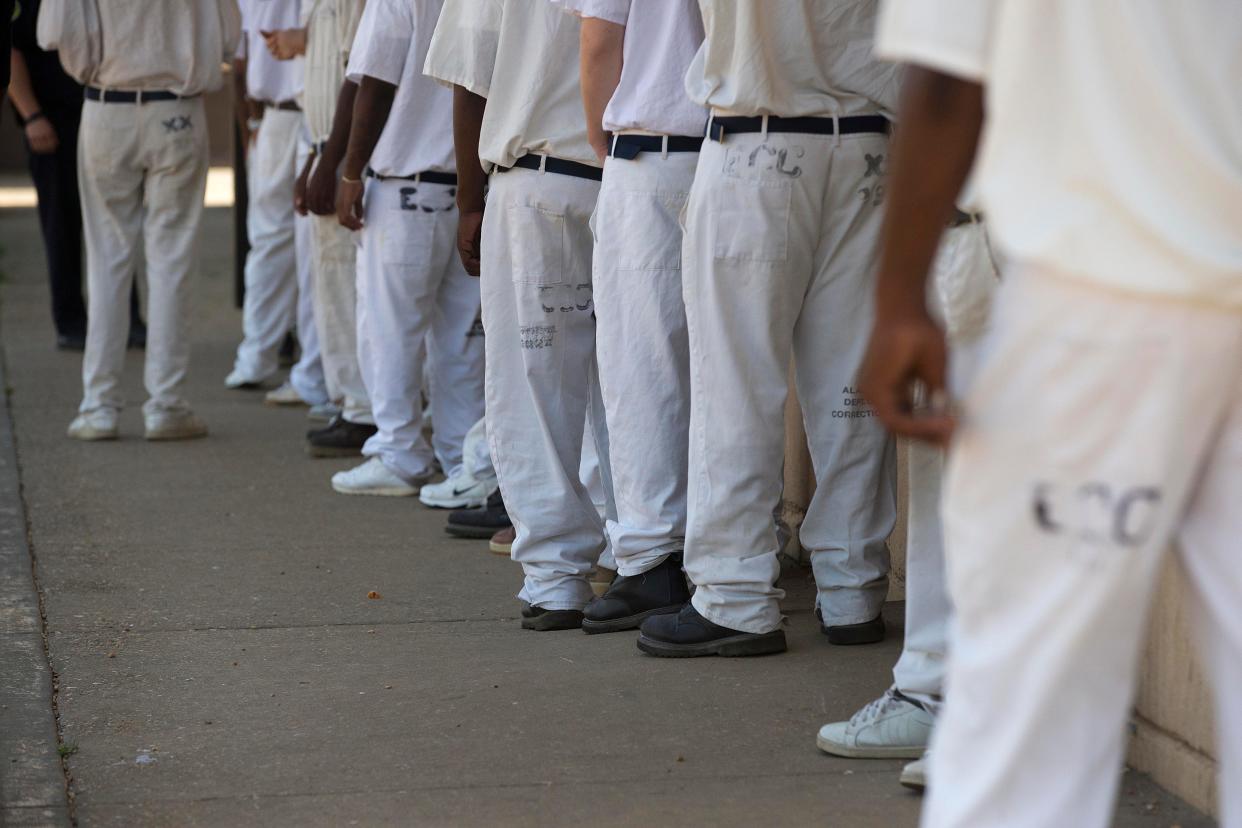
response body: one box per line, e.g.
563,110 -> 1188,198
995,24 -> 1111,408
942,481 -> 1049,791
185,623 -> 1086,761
555,0 -> 705,137
46,0 -> 241,95
241,0 -> 304,103
347,0 -> 455,176
687,0 -> 900,119
877,0 -> 1242,307
302,0 -> 363,142
424,0 -> 597,171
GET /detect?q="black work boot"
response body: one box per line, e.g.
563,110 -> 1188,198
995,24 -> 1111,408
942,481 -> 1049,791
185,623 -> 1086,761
520,603 -> 584,632
445,490 -> 511,539
817,608 -> 886,645
581,554 -> 690,634
637,602 -> 786,657
305,416 -> 377,458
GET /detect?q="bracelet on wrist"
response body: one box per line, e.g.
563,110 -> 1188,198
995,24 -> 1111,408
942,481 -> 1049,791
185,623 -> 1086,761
22,111 -> 47,127
340,174 -> 362,184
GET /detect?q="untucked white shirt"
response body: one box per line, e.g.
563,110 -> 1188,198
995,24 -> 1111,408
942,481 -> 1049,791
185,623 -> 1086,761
45,0 -> 241,95
877,0 -> 1242,308
688,0 -> 900,118
302,0 -> 363,142
241,0 -> 305,103
424,0 -> 597,171
348,0 -> 455,176
556,0 -> 705,137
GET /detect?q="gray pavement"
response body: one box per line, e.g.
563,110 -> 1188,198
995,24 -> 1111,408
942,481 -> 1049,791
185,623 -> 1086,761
0,204 -> 1214,827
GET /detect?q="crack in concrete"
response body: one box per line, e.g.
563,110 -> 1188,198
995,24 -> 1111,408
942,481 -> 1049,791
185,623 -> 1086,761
1,332 -> 78,825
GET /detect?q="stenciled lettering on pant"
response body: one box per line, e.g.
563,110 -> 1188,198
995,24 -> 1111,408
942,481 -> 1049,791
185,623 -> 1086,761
832,385 -> 878,419
520,324 -> 556,350
161,116 -> 193,134
1033,481 -> 1163,552
859,153 -> 885,208
721,143 -> 805,181
538,284 -> 593,315
399,186 -> 454,214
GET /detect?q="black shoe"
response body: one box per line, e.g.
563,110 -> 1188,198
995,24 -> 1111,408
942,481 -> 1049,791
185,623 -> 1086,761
278,331 -> 299,368
637,603 -> 786,657
582,555 -> 690,634
819,610 -> 886,646
445,490 -> 511,539
520,605 -> 584,631
305,416 -> 376,457
127,322 -> 147,350
57,332 -> 87,351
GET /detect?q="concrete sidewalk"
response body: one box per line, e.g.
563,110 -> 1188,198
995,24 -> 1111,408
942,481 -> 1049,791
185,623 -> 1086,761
0,204 -> 1214,827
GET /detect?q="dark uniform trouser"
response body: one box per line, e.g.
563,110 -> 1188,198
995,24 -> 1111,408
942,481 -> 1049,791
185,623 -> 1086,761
25,102 -> 141,338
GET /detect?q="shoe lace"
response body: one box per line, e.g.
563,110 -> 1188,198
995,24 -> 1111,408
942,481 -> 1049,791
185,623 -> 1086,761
853,687 -> 905,725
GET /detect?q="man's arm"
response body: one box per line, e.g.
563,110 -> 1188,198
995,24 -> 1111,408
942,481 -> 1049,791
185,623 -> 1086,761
857,67 -> 984,445
232,56 -> 262,150
335,74 -> 396,230
7,47 -> 58,154
452,84 -> 488,277
306,79 -> 359,216
578,16 -> 623,163
261,27 -> 307,60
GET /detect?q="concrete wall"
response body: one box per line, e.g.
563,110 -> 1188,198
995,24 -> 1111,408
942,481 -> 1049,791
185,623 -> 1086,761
784,397 -> 1216,815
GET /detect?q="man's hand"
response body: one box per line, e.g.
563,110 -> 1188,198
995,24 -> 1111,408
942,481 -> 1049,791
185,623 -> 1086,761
456,209 -> 485,277
261,28 -> 307,60
294,153 -> 314,216
24,116 -> 58,154
858,307 -> 954,446
336,177 -> 365,231
306,156 -> 338,216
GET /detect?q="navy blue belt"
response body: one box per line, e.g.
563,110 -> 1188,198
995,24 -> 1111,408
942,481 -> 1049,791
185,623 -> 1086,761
609,134 -> 702,159
85,87 -> 195,104
707,114 -> 890,142
366,168 -> 458,186
500,154 -> 602,182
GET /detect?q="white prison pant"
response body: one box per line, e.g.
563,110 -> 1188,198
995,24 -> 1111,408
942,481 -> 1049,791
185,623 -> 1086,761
894,223 -> 999,711
924,266 -> 1242,828
682,129 -> 896,635
355,177 -> 483,481
462,417 -> 493,479
231,108 -> 301,384
481,165 -> 612,612
581,409 -> 618,573
287,137 -> 327,405
78,97 -> 207,415
592,147 -> 695,577
309,203 -> 372,424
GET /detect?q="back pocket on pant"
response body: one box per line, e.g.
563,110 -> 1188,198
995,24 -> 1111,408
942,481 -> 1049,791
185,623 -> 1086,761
710,177 -> 792,263
506,204 -> 566,285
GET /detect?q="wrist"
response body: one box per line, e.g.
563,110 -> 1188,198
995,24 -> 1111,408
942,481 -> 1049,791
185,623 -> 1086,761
22,111 -> 46,127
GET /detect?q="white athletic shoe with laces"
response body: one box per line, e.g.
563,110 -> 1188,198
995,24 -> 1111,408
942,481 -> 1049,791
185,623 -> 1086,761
418,468 -> 498,509
331,457 -> 422,497
67,409 -> 119,441
144,410 -> 208,441
900,751 -> 928,791
264,381 -> 308,407
816,687 -> 934,759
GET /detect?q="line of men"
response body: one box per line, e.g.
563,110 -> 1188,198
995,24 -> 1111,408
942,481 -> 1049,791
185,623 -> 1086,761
40,0 -> 1241,825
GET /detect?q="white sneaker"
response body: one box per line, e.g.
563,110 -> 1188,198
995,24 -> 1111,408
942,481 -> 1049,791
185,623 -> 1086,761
224,369 -> 266,389
816,687 -> 934,759
331,457 -> 421,497
144,410 -> 208,441
307,403 -> 341,424
264,381 -> 308,407
67,409 -> 119,441
900,751 -> 928,791
418,468 -> 498,509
